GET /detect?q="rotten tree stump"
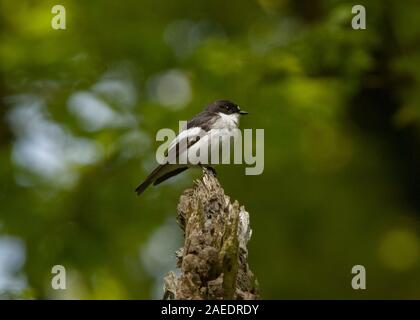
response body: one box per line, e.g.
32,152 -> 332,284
163,168 -> 259,300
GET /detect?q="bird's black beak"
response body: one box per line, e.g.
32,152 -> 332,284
239,110 -> 249,115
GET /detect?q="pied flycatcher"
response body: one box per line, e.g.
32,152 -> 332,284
135,99 -> 248,195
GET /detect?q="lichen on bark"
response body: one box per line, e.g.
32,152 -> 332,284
163,168 -> 259,300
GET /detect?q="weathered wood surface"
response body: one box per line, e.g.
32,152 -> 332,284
163,168 -> 259,300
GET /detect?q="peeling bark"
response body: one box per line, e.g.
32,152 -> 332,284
163,168 -> 259,300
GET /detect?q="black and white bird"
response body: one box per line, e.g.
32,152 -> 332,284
135,99 -> 248,195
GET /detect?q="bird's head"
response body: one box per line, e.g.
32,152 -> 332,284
206,100 -> 248,116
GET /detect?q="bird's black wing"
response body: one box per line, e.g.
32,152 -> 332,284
164,111 -> 216,162
186,111 -> 216,131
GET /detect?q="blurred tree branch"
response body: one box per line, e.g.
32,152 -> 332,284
163,168 -> 259,300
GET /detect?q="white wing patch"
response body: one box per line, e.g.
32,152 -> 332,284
165,126 -> 205,164
167,127 -> 202,152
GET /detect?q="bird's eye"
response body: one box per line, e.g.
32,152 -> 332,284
223,105 -> 229,110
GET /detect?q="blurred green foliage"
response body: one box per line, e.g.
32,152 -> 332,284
0,0 -> 420,299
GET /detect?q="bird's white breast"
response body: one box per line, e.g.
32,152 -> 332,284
212,112 -> 240,129
186,113 -> 240,165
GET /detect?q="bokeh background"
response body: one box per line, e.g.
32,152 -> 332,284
1,0 -> 420,299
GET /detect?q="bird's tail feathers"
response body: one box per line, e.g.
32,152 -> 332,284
135,165 -> 164,195
153,167 -> 188,186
